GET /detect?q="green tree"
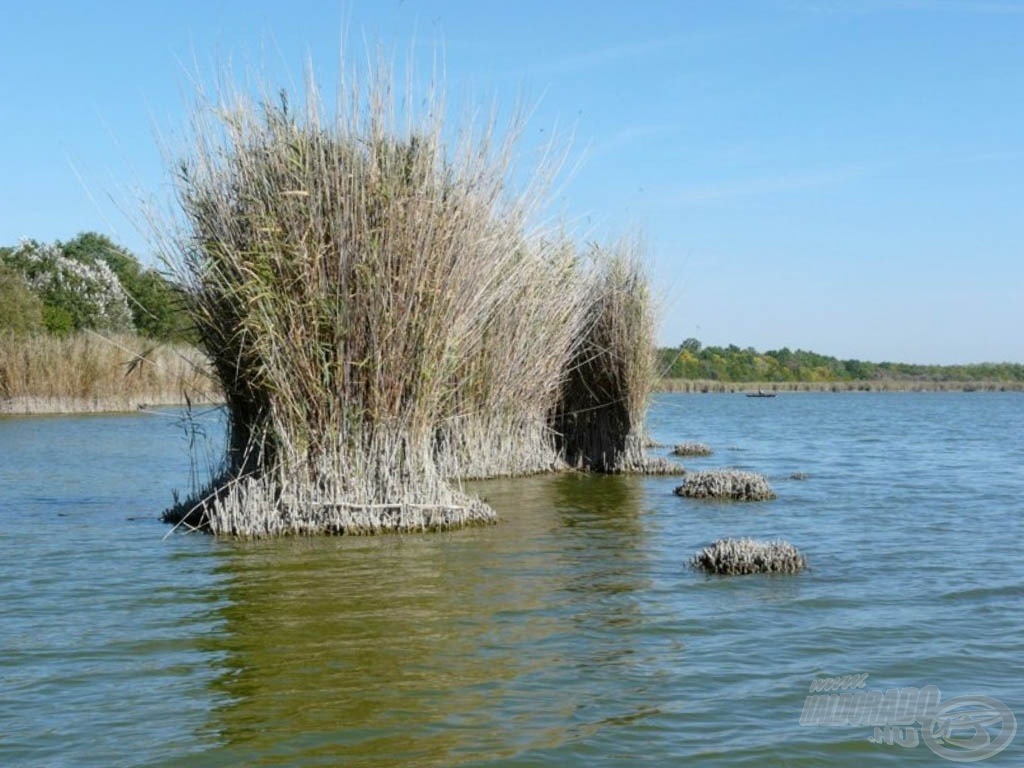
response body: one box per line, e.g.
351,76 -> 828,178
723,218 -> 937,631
1,239 -> 134,334
128,268 -> 193,340
1,233 -> 193,341
61,232 -> 193,340
0,266 -> 45,335
658,339 -> 1024,383
61,231 -> 138,277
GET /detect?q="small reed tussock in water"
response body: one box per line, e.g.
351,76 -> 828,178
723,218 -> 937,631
671,441 -> 713,457
691,538 -> 806,575
674,469 -> 776,501
157,55 -> 665,536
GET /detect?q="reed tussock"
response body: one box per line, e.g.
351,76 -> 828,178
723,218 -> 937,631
158,60 -> 662,536
674,469 -> 776,501
433,238 -> 589,480
632,456 -> 688,475
691,538 -> 806,575
0,331 -> 215,414
553,241 -> 660,473
671,441 -> 713,457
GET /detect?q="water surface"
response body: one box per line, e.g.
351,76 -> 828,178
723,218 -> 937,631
1,393 -> 1022,766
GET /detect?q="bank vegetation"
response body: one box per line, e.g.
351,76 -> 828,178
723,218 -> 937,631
0,332 -> 216,414
657,339 -> 1024,392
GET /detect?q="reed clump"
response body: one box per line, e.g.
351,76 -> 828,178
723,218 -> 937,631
691,538 -> 806,575
671,441 -> 713,457
674,469 -> 776,501
552,242 -> 671,474
159,61 -> 664,536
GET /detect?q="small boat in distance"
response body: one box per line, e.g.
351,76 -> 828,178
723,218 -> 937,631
746,388 -> 777,398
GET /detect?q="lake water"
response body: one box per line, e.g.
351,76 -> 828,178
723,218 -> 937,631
1,393 -> 1022,766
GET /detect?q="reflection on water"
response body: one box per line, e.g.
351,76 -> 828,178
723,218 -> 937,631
193,474 -> 662,766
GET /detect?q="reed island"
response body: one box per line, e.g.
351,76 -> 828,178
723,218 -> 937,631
160,65 -> 675,537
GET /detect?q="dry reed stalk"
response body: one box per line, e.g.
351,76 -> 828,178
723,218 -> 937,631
435,238 -> 591,479
164,437 -> 495,536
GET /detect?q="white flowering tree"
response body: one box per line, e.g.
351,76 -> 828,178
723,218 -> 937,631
1,240 -> 135,334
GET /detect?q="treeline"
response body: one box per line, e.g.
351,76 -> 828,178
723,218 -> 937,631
658,339 -> 1024,383
0,232 -> 190,341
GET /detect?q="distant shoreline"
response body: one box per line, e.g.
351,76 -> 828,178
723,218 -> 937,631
656,378 -> 1024,393
3,381 -> 1019,417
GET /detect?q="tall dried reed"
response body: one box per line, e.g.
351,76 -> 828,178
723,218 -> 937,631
158,61 -> 664,536
552,241 -> 672,473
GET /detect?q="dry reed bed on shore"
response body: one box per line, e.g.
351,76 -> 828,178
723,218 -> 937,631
159,61 -> 664,536
0,331 -> 216,414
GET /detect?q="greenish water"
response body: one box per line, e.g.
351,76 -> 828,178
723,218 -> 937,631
1,393 -> 1022,766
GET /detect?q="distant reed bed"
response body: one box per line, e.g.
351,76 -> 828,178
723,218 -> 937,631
0,331 -> 217,414
156,58 -> 664,536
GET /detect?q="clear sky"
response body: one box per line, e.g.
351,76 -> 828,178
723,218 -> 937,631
2,0 -> 1022,364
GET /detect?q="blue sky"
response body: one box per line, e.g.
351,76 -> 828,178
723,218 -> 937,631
2,0 -> 1022,363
